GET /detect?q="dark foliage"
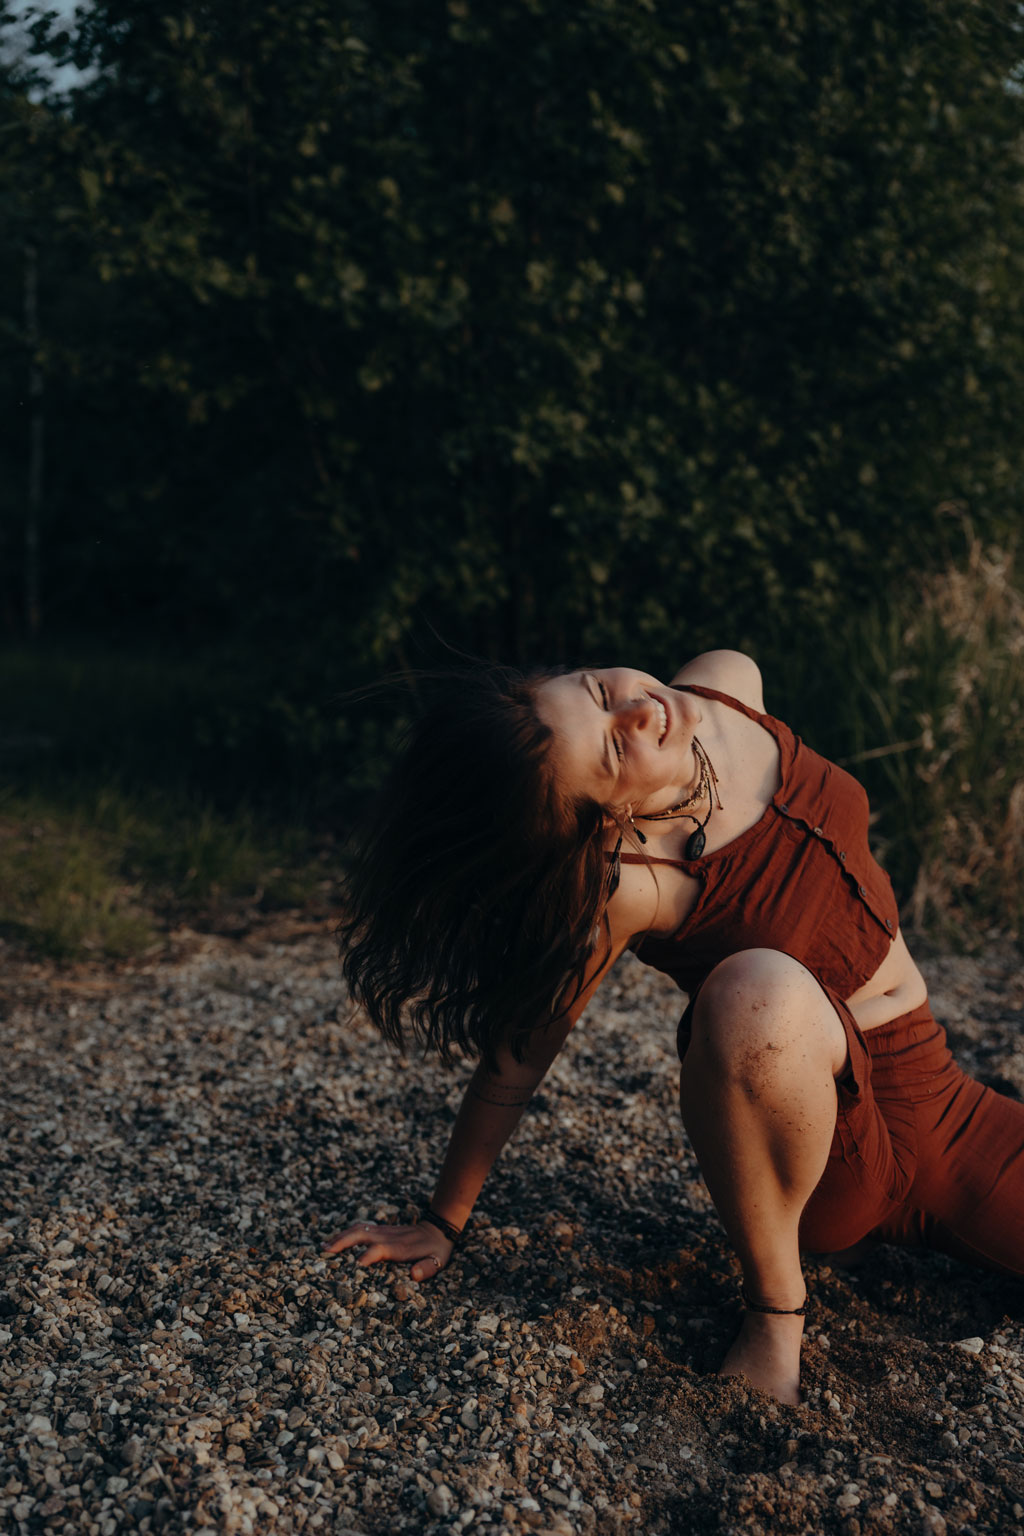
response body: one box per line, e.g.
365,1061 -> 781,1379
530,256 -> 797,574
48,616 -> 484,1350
2,0 -> 1024,798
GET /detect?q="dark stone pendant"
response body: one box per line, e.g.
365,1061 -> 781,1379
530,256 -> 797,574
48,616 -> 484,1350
685,826 -> 706,859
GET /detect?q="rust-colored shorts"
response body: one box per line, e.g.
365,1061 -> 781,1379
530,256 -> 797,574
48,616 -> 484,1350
679,994 -> 1024,1277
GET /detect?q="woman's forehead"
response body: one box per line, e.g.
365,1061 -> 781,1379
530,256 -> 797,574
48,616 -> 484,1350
534,674 -> 607,799
534,670 -> 588,718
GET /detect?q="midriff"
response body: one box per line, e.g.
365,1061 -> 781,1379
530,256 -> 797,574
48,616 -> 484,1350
845,929 -> 927,1031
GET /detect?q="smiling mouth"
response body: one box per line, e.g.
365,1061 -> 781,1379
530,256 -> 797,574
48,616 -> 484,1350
651,695 -> 669,745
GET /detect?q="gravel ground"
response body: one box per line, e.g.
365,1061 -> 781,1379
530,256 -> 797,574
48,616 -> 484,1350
2,923 -> 1023,1536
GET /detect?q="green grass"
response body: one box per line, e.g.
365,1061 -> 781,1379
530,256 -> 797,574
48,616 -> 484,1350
0,640 -> 353,961
0,809 -> 154,959
6,531 -> 1024,963
0,787 -> 324,962
801,527 -> 1024,944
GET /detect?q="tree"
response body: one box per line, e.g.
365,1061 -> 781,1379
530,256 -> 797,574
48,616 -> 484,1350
11,0 -> 1024,692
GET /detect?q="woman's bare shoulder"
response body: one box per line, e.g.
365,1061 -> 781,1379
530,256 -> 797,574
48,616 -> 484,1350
669,649 -> 765,713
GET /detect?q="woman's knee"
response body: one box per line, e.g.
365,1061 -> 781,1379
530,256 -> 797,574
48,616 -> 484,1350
690,949 -> 843,1073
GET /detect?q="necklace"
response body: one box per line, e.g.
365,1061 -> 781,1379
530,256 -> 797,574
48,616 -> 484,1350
633,737 -> 723,859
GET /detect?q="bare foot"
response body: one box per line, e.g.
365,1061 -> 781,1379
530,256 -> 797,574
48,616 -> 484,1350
719,1311 -> 804,1406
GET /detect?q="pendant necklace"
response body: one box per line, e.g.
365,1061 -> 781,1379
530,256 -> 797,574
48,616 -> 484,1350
632,736 -> 723,859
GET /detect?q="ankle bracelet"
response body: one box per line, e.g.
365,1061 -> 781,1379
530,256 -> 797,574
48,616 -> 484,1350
741,1287 -> 807,1316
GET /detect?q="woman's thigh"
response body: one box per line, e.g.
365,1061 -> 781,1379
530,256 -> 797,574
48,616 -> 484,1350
677,960 -> 919,1253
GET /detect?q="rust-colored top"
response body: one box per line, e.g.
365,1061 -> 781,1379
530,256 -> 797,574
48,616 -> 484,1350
618,683 -> 898,999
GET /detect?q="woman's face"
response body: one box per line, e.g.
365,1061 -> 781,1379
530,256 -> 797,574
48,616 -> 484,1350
534,667 -> 703,816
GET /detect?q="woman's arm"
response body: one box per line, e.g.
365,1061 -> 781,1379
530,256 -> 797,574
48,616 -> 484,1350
422,955 -> 610,1224
324,865 -> 656,1280
321,943 -> 622,1280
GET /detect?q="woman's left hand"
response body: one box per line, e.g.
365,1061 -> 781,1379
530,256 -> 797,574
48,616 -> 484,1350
321,1219 -> 454,1283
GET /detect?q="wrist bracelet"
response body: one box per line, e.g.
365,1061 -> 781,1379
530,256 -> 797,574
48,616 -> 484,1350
420,1208 -> 463,1245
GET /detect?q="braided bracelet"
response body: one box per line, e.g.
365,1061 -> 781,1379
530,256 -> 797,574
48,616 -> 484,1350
420,1208 -> 463,1245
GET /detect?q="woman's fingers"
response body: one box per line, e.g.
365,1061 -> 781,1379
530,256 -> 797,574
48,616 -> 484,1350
351,1242 -> 388,1266
410,1253 -> 447,1283
321,1221 -> 408,1254
321,1221 -> 453,1282
321,1225 -> 379,1255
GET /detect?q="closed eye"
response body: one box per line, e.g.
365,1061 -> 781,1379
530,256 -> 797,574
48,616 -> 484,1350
596,678 -> 624,760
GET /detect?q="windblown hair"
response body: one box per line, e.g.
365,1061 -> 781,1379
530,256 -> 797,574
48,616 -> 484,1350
338,664 -> 614,1068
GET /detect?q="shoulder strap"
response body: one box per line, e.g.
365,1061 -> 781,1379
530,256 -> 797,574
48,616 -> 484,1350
604,850 -> 689,869
674,680 -> 767,725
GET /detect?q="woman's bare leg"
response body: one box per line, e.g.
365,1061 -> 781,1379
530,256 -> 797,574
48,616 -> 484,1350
678,949 -> 848,1405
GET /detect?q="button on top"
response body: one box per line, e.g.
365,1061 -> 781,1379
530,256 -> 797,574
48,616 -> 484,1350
839,850 -> 846,861
885,918 -> 893,929
813,826 -> 823,836
779,801 -> 789,813
858,884 -> 866,896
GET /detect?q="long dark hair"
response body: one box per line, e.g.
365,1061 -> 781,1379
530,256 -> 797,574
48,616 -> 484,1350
338,664 -> 614,1067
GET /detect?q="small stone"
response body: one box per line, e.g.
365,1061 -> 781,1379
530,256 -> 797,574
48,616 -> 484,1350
120,1435 -> 145,1465
225,1422 -> 251,1443
956,1337 -> 984,1354
287,1407 -> 307,1429
477,1314 -> 500,1335
426,1484 -> 454,1517
224,1444 -> 245,1463
920,1510 -> 947,1536
577,1384 -> 604,1404
153,1497 -> 176,1529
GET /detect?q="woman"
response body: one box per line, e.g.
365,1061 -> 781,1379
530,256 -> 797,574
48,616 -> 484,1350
326,650 -> 1024,1405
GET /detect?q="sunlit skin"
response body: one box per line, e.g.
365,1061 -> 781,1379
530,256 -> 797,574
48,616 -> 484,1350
325,651 -> 927,1406
532,667 -> 706,819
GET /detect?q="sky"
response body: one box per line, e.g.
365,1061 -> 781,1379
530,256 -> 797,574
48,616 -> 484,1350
4,0 -> 91,91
